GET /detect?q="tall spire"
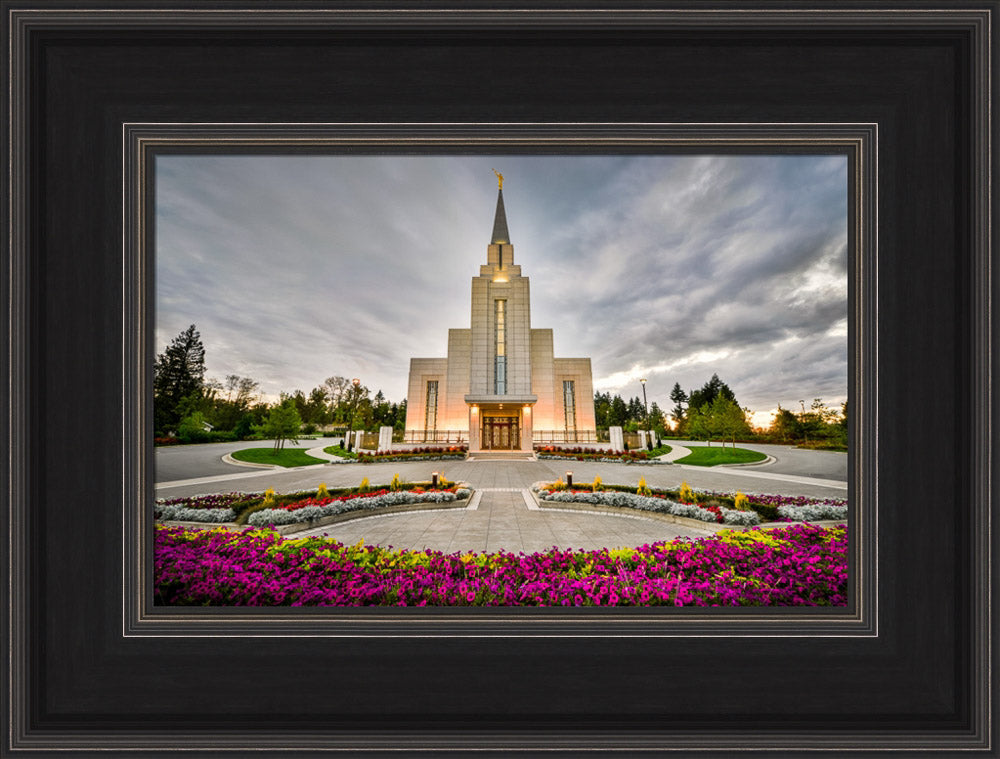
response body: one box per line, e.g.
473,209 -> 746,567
490,182 -> 510,245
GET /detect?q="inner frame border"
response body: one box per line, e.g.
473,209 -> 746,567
123,123 -> 876,639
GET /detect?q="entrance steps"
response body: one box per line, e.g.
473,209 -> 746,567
467,451 -> 537,461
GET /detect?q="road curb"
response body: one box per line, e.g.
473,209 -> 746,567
221,452 -> 279,470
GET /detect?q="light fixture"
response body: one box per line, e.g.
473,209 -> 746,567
566,471 -> 573,487
431,472 -> 439,488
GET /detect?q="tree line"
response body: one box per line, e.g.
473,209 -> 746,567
597,372 -> 847,449
155,325 -> 846,449
154,325 -> 406,443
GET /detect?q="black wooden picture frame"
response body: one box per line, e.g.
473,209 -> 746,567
3,3 -> 995,756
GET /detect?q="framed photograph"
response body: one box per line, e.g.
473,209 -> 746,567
4,3 -> 994,756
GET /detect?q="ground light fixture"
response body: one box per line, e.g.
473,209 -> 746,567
431,472 -> 439,488
566,471 -> 573,488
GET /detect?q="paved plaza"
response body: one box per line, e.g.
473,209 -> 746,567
155,444 -> 848,553
287,487 -> 710,553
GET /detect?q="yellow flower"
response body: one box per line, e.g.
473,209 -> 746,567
678,481 -> 695,504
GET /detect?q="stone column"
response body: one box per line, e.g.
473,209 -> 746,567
468,405 -> 480,452
520,405 -> 533,451
354,430 -> 364,451
609,426 -> 624,452
638,430 -> 647,450
378,426 -> 393,453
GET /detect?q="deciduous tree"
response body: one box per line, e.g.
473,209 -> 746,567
258,397 -> 303,452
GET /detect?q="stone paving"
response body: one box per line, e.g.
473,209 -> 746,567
289,486 -> 711,553
156,457 -> 848,554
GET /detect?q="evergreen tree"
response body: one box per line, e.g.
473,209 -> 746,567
153,324 -> 206,434
648,402 -> 667,434
669,382 -> 688,427
627,396 -> 645,424
394,399 -> 407,431
593,391 -> 612,429
686,373 -> 736,413
608,395 -> 629,427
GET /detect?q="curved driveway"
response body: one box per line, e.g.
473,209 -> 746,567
666,439 -> 847,480
155,436 -> 343,482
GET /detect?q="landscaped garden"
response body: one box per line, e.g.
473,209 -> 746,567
155,479 -> 468,526
327,445 -> 467,463
535,445 -> 672,463
673,446 -> 768,466
154,522 -> 848,606
535,478 -> 847,527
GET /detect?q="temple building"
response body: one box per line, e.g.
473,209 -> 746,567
405,174 -> 596,452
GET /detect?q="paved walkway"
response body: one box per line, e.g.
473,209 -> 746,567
290,486 -> 711,553
156,458 -> 848,553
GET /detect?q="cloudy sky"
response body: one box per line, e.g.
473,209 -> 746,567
156,153 -> 847,426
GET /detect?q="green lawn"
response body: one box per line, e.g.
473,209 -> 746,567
230,447 -> 328,467
674,446 -> 767,466
643,444 -> 672,457
323,445 -> 358,460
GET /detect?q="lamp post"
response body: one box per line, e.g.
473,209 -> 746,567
346,377 -> 361,451
640,378 -> 652,451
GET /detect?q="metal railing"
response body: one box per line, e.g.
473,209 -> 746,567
401,430 -> 468,444
532,430 -> 599,444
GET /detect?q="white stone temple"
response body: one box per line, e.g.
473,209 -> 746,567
404,173 -> 596,452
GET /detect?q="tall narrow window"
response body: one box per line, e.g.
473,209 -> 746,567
494,299 -> 507,395
563,380 -> 576,434
425,380 -> 438,436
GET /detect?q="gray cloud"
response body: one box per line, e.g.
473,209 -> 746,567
156,154 -> 847,419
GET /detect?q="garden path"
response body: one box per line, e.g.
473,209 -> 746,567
287,486 -> 712,553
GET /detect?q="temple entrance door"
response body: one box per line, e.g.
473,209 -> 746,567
482,416 -> 520,450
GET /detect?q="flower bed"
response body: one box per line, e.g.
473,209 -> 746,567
539,482 -> 847,524
535,446 -> 663,464
777,503 -> 848,522
154,523 -> 848,606
537,488 -> 761,526
357,446 -> 467,463
155,492 -> 265,523
154,484 -> 468,526
245,487 -> 471,526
